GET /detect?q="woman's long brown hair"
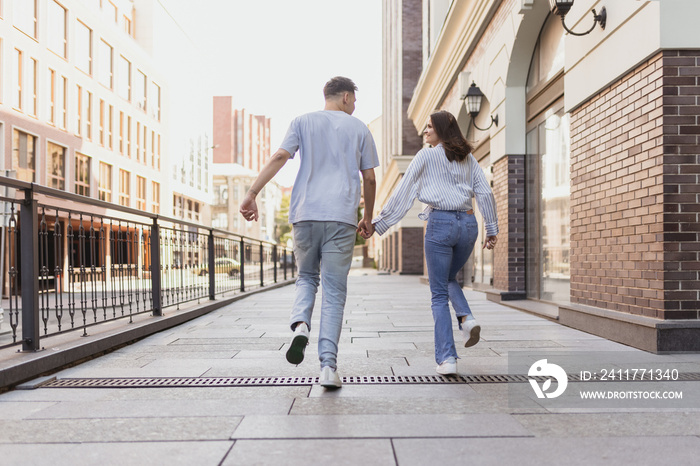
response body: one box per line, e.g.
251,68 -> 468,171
430,110 -> 473,162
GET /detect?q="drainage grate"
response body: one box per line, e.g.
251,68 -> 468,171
41,372 -> 700,389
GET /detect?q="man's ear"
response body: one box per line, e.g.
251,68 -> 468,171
342,92 -> 349,104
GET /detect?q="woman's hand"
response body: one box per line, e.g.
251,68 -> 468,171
483,235 -> 497,250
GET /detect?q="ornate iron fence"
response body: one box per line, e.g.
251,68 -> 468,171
0,177 -> 294,351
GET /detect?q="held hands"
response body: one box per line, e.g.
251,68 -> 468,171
357,218 -> 374,239
239,193 -> 259,222
483,235 -> 497,250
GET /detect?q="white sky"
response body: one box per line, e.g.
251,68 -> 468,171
161,0 -> 383,187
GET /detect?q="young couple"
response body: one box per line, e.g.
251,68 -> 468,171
240,76 -> 498,388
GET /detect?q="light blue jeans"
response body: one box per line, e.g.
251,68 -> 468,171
424,210 -> 479,364
289,221 -> 356,370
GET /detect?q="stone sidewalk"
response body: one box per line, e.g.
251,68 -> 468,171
1,270 -> 699,465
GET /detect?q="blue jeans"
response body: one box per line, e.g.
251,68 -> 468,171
424,210 -> 479,364
289,221 -> 356,370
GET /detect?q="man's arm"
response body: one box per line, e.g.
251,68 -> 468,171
240,149 -> 292,222
357,168 -> 376,238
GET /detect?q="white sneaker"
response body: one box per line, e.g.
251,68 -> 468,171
285,322 -> 309,365
436,357 -> 457,375
461,318 -> 481,348
319,366 -> 342,388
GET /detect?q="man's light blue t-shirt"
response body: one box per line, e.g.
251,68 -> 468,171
280,110 -> 379,227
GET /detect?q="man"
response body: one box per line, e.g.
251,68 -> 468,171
240,76 -> 378,388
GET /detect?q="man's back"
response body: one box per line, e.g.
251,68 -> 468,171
281,110 -> 378,226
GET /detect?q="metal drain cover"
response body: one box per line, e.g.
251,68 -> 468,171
41,372 -> 700,389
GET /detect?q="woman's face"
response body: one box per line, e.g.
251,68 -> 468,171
424,118 -> 440,146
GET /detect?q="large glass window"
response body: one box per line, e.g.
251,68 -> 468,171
151,181 -> 160,214
98,40 -> 113,88
29,58 -> 37,116
118,169 -> 130,206
525,14 -> 570,304
136,176 -> 146,210
76,21 -> 92,74
12,129 -> 36,182
149,81 -> 160,120
13,0 -> 37,38
135,70 -> 146,111
76,85 -> 82,136
99,162 -> 112,202
47,142 -> 66,189
13,49 -> 22,110
75,153 -> 91,196
48,1 -> 67,58
117,56 -> 131,100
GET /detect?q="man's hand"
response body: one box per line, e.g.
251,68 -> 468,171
240,193 -> 259,222
483,235 -> 497,250
357,218 -> 374,239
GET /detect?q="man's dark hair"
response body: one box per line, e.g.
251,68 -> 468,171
323,76 -> 358,99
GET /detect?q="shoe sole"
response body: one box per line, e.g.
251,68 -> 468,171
320,380 -> 342,389
436,365 -> 457,376
285,334 -> 308,365
464,324 -> 481,348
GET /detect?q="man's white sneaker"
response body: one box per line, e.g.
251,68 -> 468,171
285,322 -> 309,365
319,366 -> 342,388
436,357 -> 457,375
461,318 -> 481,348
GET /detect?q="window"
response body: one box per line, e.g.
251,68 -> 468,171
123,16 -> 132,36
118,111 -> 124,154
76,85 -> 82,135
48,1 -> 67,58
76,21 -> 92,74
117,56 -> 130,100
135,121 -> 140,161
126,116 -> 132,157
156,134 -> 161,170
59,76 -> 67,129
150,130 -> 155,167
48,68 -> 56,124
98,162 -> 112,202
118,169 -> 130,206
150,81 -> 160,120
12,129 -> 36,182
142,125 -> 147,163
212,213 -> 228,230
86,91 -> 93,140
13,0 -> 37,38
135,70 -> 146,110
99,99 -> 104,145
29,58 -> 37,116
108,104 -> 113,149
98,40 -> 113,88
151,181 -> 160,214
75,153 -> 90,196
108,1 -> 118,23
136,176 -> 146,210
47,142 -> 66,189
13,49 -> 22,110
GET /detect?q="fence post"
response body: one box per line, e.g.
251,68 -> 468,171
239,237 -> 245,292
20,188 -> 40,351
259,242 -> 264,287
150,219 -> 162,316
208,231 -> 215,300
273,245 -> 278,283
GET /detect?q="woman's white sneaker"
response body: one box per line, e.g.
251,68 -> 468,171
436,357 -> 457,375
319,366 -> 342,388
285,322 -> 309,365
461,319 -> 481,348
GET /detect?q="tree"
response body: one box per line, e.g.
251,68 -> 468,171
275,194 -> 292,244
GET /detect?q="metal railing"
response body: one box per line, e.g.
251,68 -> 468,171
0,176 -> 295,351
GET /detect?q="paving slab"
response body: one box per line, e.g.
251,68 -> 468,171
222,439 -> 395,466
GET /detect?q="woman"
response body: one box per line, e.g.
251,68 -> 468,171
371,110 -> 498,375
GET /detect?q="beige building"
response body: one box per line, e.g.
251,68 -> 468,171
379,0 -> 700,352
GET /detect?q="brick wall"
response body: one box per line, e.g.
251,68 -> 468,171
398,227 -> 424,274
570,53 -> 667,318
492,155 -> 526,293
662,50 -> 700,319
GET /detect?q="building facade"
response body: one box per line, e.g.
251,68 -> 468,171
1,0 -> 165,212
212,97 -> 281,242
391,0 -> 700,352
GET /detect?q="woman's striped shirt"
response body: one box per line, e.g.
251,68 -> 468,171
372,144 -> 499,237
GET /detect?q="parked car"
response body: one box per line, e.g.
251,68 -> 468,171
197,257 -> 240,277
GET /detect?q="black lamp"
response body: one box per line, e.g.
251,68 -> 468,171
466,82 -> 498,131
550,0 -> 606,36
